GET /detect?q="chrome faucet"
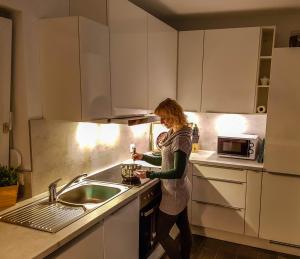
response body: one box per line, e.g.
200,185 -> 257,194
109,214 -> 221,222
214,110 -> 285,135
48,173 -> 88,203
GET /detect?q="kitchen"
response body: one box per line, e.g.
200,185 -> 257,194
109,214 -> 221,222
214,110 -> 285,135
0,0 -> 300,258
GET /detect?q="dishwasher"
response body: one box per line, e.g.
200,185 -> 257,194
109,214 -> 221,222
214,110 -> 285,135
139,182 -> 161,259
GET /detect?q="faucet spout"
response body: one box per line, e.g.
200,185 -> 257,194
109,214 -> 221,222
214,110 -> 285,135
48,173 -> 88,203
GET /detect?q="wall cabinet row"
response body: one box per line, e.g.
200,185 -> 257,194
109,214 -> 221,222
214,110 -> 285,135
178,27 -> 271,114
109,0 -> 177,116
39,0 -> 177,121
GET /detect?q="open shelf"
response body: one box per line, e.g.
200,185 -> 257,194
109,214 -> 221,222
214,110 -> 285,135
255,26 -> 275,113
260,28 -> 275,56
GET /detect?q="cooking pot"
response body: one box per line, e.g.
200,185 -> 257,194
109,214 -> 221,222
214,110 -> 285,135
121,163 -> 141,183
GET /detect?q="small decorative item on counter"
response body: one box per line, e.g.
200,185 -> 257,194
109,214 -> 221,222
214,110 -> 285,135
191,124 -> 200,152
0,165 -> 19,208
257,105 -> 266,114
260,76 -> 270,86
289,31 -> 300,47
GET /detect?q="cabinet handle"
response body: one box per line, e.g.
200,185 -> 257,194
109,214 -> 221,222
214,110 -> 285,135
193,200 -> 243,211
194,175 -> 245,184
265,171 -> 300,178
270,240 -> 300,249
194,164 -> 244,172
143,208 -> 155,217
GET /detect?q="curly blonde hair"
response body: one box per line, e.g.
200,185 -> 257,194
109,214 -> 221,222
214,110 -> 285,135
154,98 -> 187,126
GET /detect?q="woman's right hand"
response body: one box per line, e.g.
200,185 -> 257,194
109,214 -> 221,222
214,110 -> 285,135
132,153 -> 143,161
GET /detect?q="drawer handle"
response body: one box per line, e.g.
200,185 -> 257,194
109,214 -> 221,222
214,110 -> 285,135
265,171 -> 300,178
194,164 -> 244,171
194,175 -> 245,184
270,240 -> 300,249
193,200 -> 243,211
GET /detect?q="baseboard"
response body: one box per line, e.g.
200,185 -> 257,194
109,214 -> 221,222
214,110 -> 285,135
191,225 -> 300,257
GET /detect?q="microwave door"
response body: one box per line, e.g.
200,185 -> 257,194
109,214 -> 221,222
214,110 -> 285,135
219,139 -> 250,157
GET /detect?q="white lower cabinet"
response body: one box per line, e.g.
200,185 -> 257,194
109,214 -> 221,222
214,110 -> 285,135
191,164 -> 262,237
245,171 -> 262,237
260,172 -> 300,247
103,197 -> 139,259
51,222 -> 104,259
50,197 -> 139,259
191,201 -> 245,234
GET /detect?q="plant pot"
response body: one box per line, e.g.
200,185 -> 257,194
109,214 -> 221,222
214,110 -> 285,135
0,183 -> 18,208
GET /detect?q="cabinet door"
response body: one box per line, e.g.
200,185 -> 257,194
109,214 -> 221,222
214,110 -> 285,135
260,172 -> 300,246
245,171 -> 261,237
264,49 -> 300,175
103,198 -> 139,259
178,30 -> 204,112
109,0 -> 148,116
39,17 -> 82,121
79,17 -> 111,120
0,18 -> 12,166
148,14 -> 177,111
51,221 -> 104,259
39,17 -> 111,121
201,27 -> 260,113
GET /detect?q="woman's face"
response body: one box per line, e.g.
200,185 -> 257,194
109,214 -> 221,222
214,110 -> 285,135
160,114 -> 174,129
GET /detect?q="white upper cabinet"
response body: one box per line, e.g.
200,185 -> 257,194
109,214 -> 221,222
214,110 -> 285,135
260,172 -> 300,247
147,14 -> 177,111
39,16 -> 111,121
108,0 -> 148,116
201,27 -> 260,113
178,30 -> 204,112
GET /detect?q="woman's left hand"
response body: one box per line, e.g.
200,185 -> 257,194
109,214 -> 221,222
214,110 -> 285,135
134,170 -> 147,179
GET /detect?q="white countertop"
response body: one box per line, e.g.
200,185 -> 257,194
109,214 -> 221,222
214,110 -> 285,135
0,152 -> 262,259
0,175 -> 159,259
189,150 -> 263,171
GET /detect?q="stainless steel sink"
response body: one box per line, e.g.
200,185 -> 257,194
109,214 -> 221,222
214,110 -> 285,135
0,180 -> 129,233
57,180 -> 129,209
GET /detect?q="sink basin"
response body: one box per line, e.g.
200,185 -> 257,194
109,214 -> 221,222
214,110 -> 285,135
0,180 -> 129,233
57,180 -> 129,209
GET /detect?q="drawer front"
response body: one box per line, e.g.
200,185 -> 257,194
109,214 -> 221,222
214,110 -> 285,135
191,201 -> 245,234
192,176 -> 246,209
193,164 -> 246,183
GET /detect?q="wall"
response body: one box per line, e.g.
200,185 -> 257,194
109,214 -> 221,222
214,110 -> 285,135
29,120 -> 150,196
70,0 -> 107,25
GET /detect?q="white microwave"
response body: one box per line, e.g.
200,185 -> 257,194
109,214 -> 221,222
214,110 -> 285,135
217,134 -> 260,160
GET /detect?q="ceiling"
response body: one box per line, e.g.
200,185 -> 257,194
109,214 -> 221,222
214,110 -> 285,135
131,0 -> 300,17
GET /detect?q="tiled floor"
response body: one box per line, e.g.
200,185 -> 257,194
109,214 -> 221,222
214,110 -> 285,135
162,235 -> 300,259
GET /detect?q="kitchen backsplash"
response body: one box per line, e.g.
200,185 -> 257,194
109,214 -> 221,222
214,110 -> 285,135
27,113 -> 266,196
185,112 -> 267,151
29,119 -> 150,196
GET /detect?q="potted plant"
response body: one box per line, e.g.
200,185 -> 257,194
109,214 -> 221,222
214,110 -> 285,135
0,165 -> 18,208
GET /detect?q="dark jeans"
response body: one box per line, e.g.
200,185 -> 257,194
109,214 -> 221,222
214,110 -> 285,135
157,207 -> 192,259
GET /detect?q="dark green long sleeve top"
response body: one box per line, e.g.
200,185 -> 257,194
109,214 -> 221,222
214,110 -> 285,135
142,150 -> 187,179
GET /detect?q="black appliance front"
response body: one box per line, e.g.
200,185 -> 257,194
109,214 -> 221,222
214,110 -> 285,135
218,137 -> 250,157
139,183 -> 161,259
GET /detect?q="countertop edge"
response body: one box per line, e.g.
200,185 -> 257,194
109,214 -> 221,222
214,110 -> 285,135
0,178 -> 159,259
189,159 -> 263,171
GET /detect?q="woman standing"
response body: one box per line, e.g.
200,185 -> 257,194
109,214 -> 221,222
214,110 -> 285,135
133,98 -> 192,259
